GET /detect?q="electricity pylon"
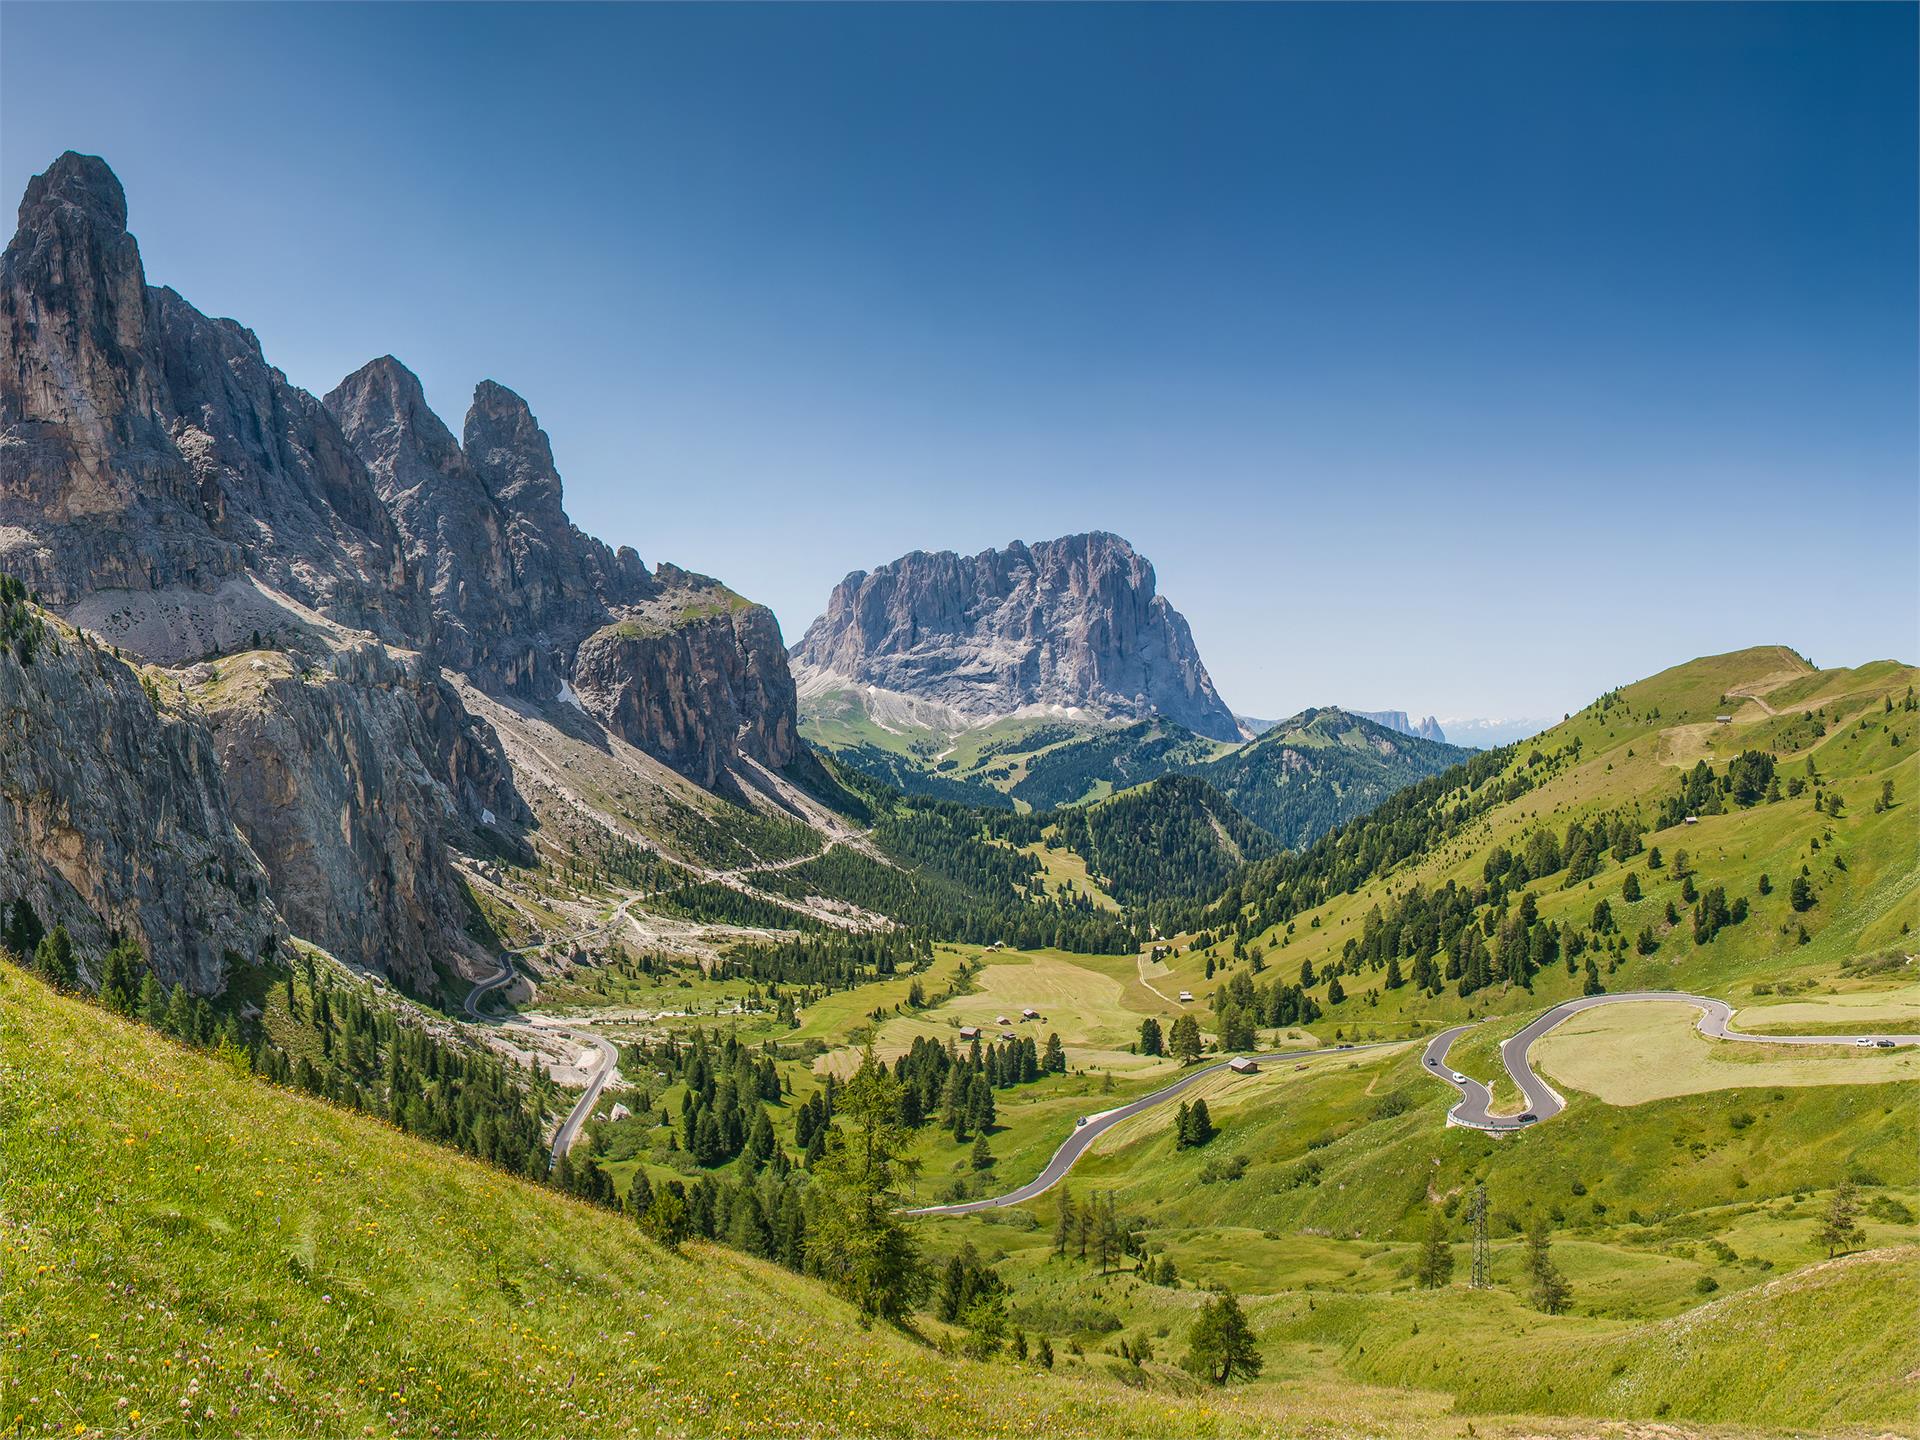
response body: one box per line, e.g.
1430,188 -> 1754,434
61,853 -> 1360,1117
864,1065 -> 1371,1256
1469,1183 -> 1490,1289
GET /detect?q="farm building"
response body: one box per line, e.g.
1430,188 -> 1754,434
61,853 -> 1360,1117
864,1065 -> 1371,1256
958,1025 -> 982,1041
1227,1056 -> 1259,1074
1178,990 -> 1194,1003
1021,1007 -> 1040,1019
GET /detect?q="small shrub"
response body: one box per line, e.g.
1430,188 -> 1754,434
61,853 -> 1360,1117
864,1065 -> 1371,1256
1199,1153 -> 1249,1185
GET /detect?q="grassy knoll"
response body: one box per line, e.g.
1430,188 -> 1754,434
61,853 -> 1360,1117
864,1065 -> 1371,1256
1017,840 -> 1122,912
820,946 -> 1179,1076
1253,1247 -> 1919,1428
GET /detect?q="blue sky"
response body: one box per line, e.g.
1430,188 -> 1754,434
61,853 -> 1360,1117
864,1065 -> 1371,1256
4,3 -> 1914,721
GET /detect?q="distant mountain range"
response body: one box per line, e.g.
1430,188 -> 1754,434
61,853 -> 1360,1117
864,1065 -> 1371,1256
1437,715 -> 1560,748
1242,711 -> 1559,750
796,534 -> 1473,843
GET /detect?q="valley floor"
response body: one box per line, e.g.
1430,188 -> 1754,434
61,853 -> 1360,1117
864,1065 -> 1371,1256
10,966 -> 1914,1439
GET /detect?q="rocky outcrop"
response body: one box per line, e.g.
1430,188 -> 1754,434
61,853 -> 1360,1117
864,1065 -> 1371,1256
0,152 -> 417,646
0,613 -> 279,995
792,532 -> 1238,741
186,642 -> 526,995
461,380 -> 649,622
324,360 -> 649,697
328,358 -> 798,784
572,569 -> 799,789
1354,710 -> 1447,744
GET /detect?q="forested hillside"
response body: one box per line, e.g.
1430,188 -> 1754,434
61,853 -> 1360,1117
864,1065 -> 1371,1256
1160,648 -> 1919,1035
1007,776 -> 1276,920
1186,708 -> 1475,848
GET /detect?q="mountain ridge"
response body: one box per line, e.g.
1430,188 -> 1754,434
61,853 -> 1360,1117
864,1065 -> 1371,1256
0,152 -> 805,994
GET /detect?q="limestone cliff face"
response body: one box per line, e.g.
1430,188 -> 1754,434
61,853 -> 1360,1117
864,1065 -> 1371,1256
324,359 -> 648,697
328,358 -> 798,785
0,615 -> 278,995
0,154 -> 530,991
792,532 -> 1238,741
461,380 -> 650,624
571,569 -> 799,790
188,643 -> 526,994
0,153 -> 417,644
0,152 -> 805,994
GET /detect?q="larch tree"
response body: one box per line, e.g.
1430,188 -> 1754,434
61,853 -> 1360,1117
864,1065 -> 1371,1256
805,1045 -> 927,1321
1183,1289 -> 1262,1384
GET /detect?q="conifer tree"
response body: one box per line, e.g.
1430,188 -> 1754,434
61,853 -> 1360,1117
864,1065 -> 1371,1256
1417,1211 -> 1454,1289
805,1047 -> 926,1320
1183,1289 -> 1262,1384
1816,1181 -> 1864,1258
1525,1216 -> 1572,1314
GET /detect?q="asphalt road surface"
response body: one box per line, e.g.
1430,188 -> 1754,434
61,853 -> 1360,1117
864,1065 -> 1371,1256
909,1039 -> 1407,1216
464,955 -> 618,1171
1424,989 -> 1920,1132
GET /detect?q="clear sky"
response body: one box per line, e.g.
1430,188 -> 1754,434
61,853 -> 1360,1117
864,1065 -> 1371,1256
4,3 -> 1914,722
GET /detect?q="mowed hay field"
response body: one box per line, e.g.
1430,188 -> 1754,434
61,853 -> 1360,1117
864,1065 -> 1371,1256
819,946 -> 1179,1078
1534,1001 -> 1920,1104
1734,979 -> 1920,1035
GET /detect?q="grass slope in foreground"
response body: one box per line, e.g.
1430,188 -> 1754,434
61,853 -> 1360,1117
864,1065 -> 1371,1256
7,965 -> 1660,1440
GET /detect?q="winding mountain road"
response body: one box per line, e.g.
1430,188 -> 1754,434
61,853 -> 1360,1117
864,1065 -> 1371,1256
464,955 -> 618,1171
911,989 -> 1919,1216
1425,990 -> 1920,1132
908,1039 -> 1407,1216
455,823 -> 878,1170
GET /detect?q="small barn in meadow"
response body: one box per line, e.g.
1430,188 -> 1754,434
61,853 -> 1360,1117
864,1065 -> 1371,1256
1228,1056 -> 1259,1075
958,1025 -> 982,1041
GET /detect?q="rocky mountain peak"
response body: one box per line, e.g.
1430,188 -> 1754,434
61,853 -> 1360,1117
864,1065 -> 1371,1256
3,151 -> 808,997
792,530 -> 1239,741
14,150 -> 128,238
1,151 -> 413,632
464,380 -> 565,520
327,356 -> 462,471
1353,709 -> 1448,744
